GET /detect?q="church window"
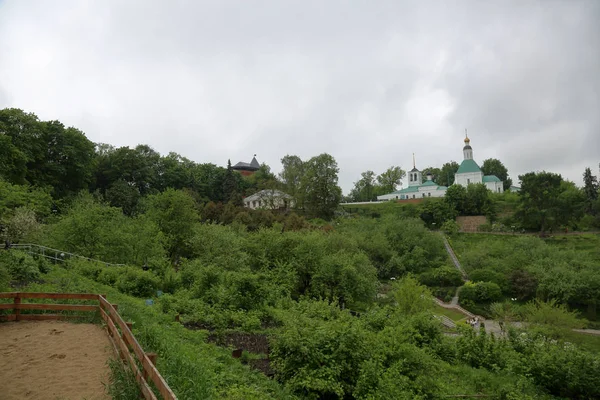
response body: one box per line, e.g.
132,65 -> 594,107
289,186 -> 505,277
467,179 -> 471,184
428,193 -> 431,197
422,193 -> 425,198
252,201 -> 256,207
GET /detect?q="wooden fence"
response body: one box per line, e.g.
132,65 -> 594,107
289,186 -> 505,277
0,292 -> 176,400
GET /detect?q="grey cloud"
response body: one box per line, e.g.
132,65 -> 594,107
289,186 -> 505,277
0,0 -> 598,193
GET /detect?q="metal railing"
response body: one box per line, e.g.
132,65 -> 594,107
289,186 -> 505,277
8,243 -> 126,267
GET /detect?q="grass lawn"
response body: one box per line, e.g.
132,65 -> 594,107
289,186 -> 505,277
545,234 -> 600,262
434,305 -> 468,322
560,330 -> 600,353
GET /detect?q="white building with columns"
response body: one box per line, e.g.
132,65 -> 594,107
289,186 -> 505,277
454,135 -> 503,193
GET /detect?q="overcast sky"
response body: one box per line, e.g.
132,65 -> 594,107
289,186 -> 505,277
0,0 -> 598,194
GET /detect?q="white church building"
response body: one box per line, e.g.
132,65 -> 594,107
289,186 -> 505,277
377,134 -> 503,201
377,155 -> 448,201
455,135 -> 503,193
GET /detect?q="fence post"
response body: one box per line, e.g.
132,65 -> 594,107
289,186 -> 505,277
144,353 -> 157,381
14,294 -> 21,321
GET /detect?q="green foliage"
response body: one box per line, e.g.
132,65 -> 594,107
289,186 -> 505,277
419,266 -> 463,287
0,250 -> 43,282
43,193 -> 167,265
143,188 -> 199,260
377,165 -> 406,193
440,219 -> 460,235
301,153 -> 342,219
0,108 -> 96,197
419,198 -> 458,228
524,299 -> 585,329
481,158 -> 512,191
517,171 -> 585,234
116,268 -> 160,298
270,300 -> 370,399
460,281 -> 502,304
3,206 -> 41,242
391,275 -> 434,316
0,180 -> 52,221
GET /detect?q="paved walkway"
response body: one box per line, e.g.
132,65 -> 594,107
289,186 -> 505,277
439,233 -> 468,280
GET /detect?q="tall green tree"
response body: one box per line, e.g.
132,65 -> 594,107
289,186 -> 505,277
583,167 -> 599,214
222,159 -> 238,204
350,170 -> 377,201
517,171 -> 584,235
0,108 -> 96,197
302,153 -> 342,219
481,158 -> 512,191
444,184 -> 467,214
376,166 -> 405,193
438,161 -> 459,187
279,155 -> 305,208
143,188 -> 199,261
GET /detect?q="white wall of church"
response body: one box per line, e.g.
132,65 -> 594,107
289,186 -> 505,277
485,181 -> 504,193
455,171 -> 483,187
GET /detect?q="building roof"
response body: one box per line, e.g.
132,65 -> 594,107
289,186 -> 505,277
409,167 -> 419,172
244,189 -> 292,202
421,180 -> 438,187
482,175 -> 501,183
233,156 -> 260,171
456,159 -> 482,174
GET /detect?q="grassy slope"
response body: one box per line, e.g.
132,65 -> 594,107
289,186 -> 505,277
449,232 -> 600,353
11,266 -> 295,400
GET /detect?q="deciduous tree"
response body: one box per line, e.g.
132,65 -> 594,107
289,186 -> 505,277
302,153 -> 342,219
482,158 -> 512,191
377,166 -> 405,193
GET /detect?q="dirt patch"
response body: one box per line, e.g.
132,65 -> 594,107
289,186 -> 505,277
0,320 -> 113,400
207,331 -> 270,354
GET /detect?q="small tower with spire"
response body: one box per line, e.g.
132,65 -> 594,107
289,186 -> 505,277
408,153 -> 422,187
463,129 -> 473,160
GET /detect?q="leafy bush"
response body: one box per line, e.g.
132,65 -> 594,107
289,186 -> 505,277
441,219 -> 460,235
460,281 -> 503,304
116,268 -> 160,298
0,250 -> 41,282
0,263 -> 10,290
419,266 -> 463,287
97,267 -> 125,286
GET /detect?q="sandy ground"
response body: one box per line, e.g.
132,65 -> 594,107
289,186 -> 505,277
0,321 -> 113,400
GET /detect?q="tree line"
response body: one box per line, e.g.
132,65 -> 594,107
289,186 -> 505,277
0,108 -> 343,220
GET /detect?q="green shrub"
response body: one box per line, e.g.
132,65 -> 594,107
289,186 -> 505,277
0,264 -> 10,290
69,259 -> 103,280
116,268 -> 160,298
0,251 -> 40,282
97,267 -> 125,286
117,268 -> 160,297
460,281 -> 503,304
441,220 -> 460,235
161,268 -> 181,294
419,266 -> 463,287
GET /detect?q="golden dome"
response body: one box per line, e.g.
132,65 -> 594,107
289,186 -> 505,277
464,135 -> 470,143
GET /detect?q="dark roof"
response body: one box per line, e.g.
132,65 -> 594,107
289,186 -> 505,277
463,145 -> 472,150
410,167 -> 419,172
232,156 -> 260,171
